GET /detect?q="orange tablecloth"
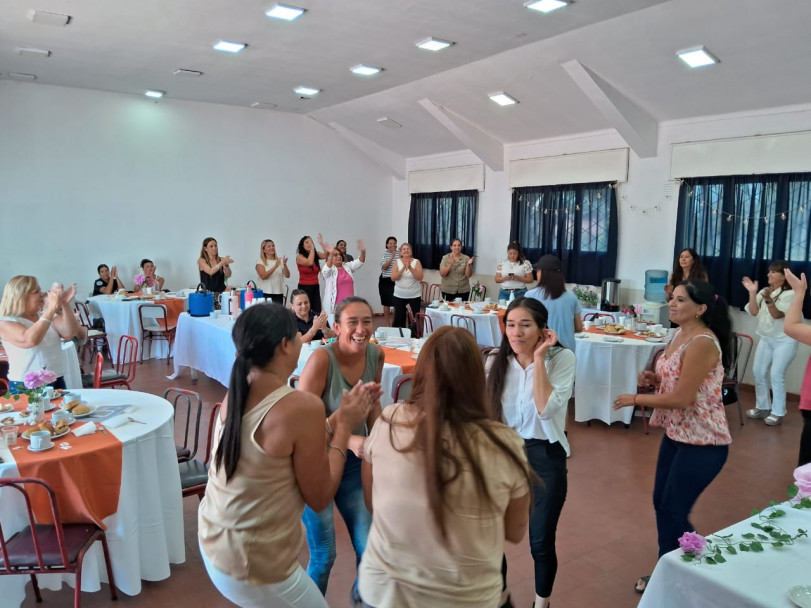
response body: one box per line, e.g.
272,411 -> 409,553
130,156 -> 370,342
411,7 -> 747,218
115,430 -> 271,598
157,298 -> 185,328
3,395 -> 122,528
380,346 -> 417,375
584,326 -> 662,342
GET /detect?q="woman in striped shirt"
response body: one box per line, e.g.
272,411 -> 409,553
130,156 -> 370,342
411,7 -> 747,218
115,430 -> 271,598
378,236 -> 399,326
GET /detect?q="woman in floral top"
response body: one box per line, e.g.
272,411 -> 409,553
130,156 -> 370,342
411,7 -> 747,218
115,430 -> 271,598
614,280 -> 733,594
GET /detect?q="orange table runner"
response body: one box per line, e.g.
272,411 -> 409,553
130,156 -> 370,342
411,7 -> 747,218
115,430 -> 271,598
3,395 -> 123,528
380,346 -> 417,375
583,326 -> 663,342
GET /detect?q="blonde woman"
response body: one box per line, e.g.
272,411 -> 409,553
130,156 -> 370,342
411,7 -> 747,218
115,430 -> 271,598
256,239 -> 290,304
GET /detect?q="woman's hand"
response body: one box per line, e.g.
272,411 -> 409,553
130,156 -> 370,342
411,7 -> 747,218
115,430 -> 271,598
613,394 -> 636,410
533,328 -> 558,361
638,370 -> 659,387
357,239 -> 366,253
741,276 -> 758,294
45,286 -> 61,314
761,286 -> 773,301
282,255 -> 289,265
336,381 -> 378,429
222,255 -> 234,265
60,284 -> 76,306
111,266 -> 119,279
467,256 -> 475,266
313,312 -> 328,330
785,269 -> 807,295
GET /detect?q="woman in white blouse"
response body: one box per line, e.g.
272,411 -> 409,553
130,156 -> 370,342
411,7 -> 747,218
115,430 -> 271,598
486,297 -> 575,608
742,260 -> 798,425
255,239 -> 290,304
495,241 -> 534,301
390,243 -> 423,329
321,240 -> 366,315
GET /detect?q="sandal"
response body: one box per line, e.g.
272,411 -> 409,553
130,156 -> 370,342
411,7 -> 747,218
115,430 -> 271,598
764,414 -> 783,426
746,408 -> 770,420
634,576 -> 650,594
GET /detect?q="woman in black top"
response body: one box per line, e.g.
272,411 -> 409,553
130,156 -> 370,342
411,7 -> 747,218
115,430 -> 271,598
198,237 -> 233,293
93,264 -> 126,295
290,289 -> 333,343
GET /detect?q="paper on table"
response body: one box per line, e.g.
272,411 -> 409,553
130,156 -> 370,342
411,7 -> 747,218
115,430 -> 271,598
105,414 -> 130,428
73,422 -> 96,437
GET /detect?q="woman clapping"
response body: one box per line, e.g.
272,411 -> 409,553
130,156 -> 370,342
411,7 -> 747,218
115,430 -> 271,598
390,243 -> 423,329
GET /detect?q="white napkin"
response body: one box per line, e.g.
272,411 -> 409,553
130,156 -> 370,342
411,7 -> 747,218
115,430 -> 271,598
73,422 -> 96,437
105,414 -> 129,428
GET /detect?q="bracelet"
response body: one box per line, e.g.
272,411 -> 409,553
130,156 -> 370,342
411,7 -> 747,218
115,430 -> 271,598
38,316 -> 53,324
325,418 -> 334,437
633,394 -> 639,405
327,443 -> 346,459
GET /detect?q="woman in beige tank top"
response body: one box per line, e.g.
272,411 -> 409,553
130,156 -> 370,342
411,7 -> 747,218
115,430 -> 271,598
198,303 -> 380,608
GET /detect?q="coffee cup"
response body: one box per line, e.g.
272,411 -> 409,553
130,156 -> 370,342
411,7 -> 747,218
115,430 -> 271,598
583,321 -> 592,330
431,299 -> 439,307
30,430 -> 52,450
454,297 -> 462,305
484,297 -> 492,305
651,324 -> 663,335
51,409 -> 68,424
2,425 -> 18,446
42,386 -> 55,399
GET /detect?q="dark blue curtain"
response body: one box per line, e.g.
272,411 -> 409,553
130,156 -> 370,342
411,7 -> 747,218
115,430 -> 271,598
509,182 -> 618,285
675,173 -> 811,317
408,190 -> 477,269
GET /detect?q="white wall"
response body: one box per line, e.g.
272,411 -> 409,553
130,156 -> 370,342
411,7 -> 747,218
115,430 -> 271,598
0,81 -> 393,307
391,104 -> 811,392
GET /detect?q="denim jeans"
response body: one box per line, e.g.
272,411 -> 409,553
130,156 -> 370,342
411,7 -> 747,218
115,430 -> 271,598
752,334 -> 798,416
498,288 -> 527,302
302,453 -> 370,603
653,435 -> 728,557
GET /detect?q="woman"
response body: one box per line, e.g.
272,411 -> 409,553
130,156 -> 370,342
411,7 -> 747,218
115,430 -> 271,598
664,248 -> 707,302
390,243 -> 423,329
486,297 -> 575,608
782,268 -> 811,466
296,235 -> 328,314
256,239 -> 290,304
742,261 -> 798,426
613,280 -> 733,594
198,304 -> 378,608
378,236 -> 399,326
359,326 -> 531,608
336,239 -> 355,263
525,255 -> 583,351
0,276 -> 86,392
290,290 -> 333,344
298,297 -> 385,605
438,238 -> 474,301
93,264 -> 126,295
495,241 -> 534,301
322,240 -> 366,315
198,237 -> 234,293
133,258 -> 165,292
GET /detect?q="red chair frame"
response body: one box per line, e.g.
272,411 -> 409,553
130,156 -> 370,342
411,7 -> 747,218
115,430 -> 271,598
413,313 -> 434,339
96,335 -> 138,389
73,301 -> 110,367
392,375 -> 413,402
180,402 -> 222,501
138,303 -> 177,365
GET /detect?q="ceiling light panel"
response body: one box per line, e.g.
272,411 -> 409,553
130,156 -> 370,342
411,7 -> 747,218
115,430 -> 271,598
29,10 -> 71,26
377,117 -> 402,129
9,73 -> 37,81
174,69 -> 203,77
213,40 -> 247,53
416,37 -> 453,52
251,102 -> 277,109
145,90 -> 165,98
265,3 -> 306,21
489,92 -> 519,106
15,47 -> 51,58
524,0 -> 570,13
677,46 -> 720,68
350,65 -> 382,76
294,86 -> 320,97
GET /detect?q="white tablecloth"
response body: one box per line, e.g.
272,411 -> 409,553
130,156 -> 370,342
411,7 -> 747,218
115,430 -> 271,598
639,501 -> 811,608
87,295 -> 186,361
171,312 -> 407,404
0,389 -> 185,606
424,307 -> 503,347
61,341 -> 82,389
573,334 -> 660,425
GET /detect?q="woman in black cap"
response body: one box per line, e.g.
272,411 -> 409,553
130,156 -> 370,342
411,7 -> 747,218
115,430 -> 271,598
525,255 -> 583,350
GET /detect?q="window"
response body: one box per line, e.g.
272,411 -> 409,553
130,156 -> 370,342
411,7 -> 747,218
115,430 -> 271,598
407,190 -> 477,269
675,172 -> 811,311
509,182 -> 618,285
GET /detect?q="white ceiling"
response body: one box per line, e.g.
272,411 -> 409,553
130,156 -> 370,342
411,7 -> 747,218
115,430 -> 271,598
3,0 -> 811,159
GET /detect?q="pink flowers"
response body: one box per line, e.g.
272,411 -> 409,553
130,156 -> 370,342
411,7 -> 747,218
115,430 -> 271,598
23,369 -> 57,390
795,463 -> 811,499
678,531 -> 707,556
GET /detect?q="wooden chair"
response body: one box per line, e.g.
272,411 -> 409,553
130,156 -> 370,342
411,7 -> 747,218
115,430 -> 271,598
82,335 -> 138,389
413,313 -> 433,339
450,314 -> 475,337
73,301 -> 110,366
584,312 -> 616,322
723,333 -> 754,427
163,387 -> 203,462
179,402 -> 222,501
138,303 -> 177,364
392,374 -> 413,402
634,346 -> 667,434
0,477 -> 118,608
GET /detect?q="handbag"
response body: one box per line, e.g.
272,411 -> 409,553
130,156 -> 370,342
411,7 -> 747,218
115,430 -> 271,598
188,283 -> 214,317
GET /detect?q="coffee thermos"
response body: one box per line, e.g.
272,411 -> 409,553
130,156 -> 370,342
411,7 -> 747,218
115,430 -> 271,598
600,278 -> 621,312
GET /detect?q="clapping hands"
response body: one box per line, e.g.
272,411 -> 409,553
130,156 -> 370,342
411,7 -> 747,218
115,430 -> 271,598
338,380 -> 382,429
785,268 -> 807,294
741,276 -> 758,293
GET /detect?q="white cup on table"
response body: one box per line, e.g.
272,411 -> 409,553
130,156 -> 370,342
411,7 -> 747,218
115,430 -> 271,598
583,321 -> 592,331
2,425 -> 18,446
454,297 -> 462,305
29,430 -> 52,450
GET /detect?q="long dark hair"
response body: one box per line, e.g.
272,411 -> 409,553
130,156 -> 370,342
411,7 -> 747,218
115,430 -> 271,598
393,326 -> 532,540
537,264 -> 566,300
297,235 -> 320,270
679,280 -> 734,372
671,248 -> 707,284
507,241 -> 526,264
215,303 -> 298,481
487,297 -> 555,422
200,237 -> 220,266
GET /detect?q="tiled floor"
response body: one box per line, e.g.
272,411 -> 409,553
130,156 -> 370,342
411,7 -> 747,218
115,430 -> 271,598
27,347 -> 806,608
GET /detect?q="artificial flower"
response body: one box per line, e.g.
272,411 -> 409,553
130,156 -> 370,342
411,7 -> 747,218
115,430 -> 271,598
794,463 -> 811,498
678,531 -> 707,556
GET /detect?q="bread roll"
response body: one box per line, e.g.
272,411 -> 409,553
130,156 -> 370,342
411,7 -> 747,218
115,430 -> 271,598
64,399 -> 81,411
72,405 -> 91,415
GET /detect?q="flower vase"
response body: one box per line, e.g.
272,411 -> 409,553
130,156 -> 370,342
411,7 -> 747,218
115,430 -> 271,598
29,397 -> 45,425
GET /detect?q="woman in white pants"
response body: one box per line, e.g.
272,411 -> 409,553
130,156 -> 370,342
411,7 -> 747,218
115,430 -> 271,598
742,261 -> 799,426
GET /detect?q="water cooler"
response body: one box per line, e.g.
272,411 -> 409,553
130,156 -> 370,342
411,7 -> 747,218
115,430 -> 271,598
636,269 -> 670,325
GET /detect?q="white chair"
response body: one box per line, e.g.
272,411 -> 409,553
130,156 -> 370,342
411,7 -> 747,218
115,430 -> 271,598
376,327 -> 412,338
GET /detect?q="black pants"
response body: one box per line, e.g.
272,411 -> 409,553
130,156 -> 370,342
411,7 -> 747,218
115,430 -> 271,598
442,291 -> 469,302
800,410 -> 811,466
298,283 -> 322,314
265,294 -> 284,305
393,295 -> 421,328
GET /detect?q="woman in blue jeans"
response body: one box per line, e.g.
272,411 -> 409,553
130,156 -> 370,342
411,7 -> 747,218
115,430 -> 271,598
298,296 -> 384,606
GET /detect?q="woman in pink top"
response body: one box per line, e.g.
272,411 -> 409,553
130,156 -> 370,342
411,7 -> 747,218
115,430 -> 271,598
321,239 -> 366,315
782,269 -> 811,466
614,280 -> 733,594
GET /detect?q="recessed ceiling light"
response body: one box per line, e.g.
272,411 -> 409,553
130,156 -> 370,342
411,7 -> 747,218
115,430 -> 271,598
8,73 -> 37,81
489,92 -> 519,106
294,86 -> 320,97
416,37 -> 453,52
29,10 -> 71,26
677,46 -> 720,68
15,47 -> 51,58
251,102 -> 277,110
145,90 -> 165,99
377,117 -> 402,129
213,40 -> 247,53
524,0 -> 570,13
265,3 -> 306,21
350,65 -> 382,76
174,69 -> 203,77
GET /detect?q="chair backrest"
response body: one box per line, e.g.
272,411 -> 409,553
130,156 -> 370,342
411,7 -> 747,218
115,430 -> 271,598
204,403 -> 222,466
138,303 -> 169,331
584,312 -> 616,322
283,284 -> 290,307
115,335 -> 139,383
420,281 -> 429,303
163,387 -> 203,461
73,301 -> 93,328
450,314 -> 475,336
376,326 -> 412,338
427,283 -> 442,302
413,313 -> 433,339
470,285 -> 487,302
392,374 -> 413,402
93,352 -> 104,388
727,332 -> 754,383
0,478 -> 73,571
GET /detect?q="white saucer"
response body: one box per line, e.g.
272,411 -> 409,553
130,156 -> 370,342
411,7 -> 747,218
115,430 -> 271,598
575,333 -> 588,339
28,442 -> 55,452
645,337 -> 665,343
602,337 -> 622,342
788,585 -> 811,608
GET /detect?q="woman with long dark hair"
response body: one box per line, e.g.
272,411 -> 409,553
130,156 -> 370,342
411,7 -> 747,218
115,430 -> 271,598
525,255 -> 582,350
742,261 -> 798,426
486,297 -> 576,608
359,326 -> 531,607
198,304 -> 377,608
296,235 -> 328,314
664,248 -> 707,302
198,237 -> 233,294
781,268 -> 811,466
614,280 -> 733,594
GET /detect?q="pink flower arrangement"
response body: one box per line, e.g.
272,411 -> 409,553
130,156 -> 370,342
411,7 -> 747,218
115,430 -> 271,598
794,463 -> 811,498
23,369 -> 57,390
678,531 -> 707,556
133,273 -> 154,288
